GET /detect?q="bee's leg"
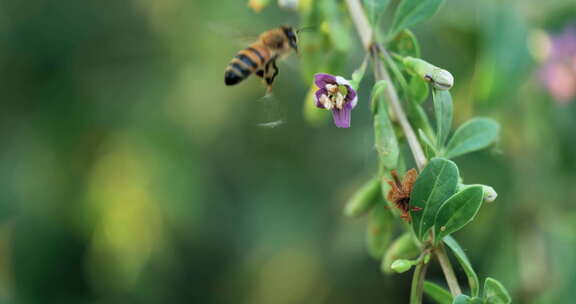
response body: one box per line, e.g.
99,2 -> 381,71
255,69 -> 265,79
263,59 -> 279,94
269,59 -> 279,85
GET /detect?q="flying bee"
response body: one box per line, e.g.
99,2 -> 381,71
224,25 -> 299,93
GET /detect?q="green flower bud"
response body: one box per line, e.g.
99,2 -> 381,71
381,233 -> 420,274
391,259 -> 415,273
457,184 -> 497,203
482,185 -> 497,203
402,57 -> 454,90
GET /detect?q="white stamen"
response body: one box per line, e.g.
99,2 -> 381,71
325,84 -> 338,94
335,93 -> 345,109
320,94 -> 333,110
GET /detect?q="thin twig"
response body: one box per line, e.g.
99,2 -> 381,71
410,260 -> 428,304
344,0 -> 372,50
435,244 -> 462,296
372,46 -> 427,171
345,0 -> 426,171
380,49 -> 409,93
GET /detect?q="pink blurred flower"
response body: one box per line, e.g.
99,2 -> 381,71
539,26 -> 576,104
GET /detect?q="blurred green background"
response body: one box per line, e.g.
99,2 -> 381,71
0,0 -> 575,303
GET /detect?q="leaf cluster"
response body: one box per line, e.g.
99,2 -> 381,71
255,0 -> 512,302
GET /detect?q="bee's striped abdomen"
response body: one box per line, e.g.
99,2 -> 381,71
224,46 -> 269,86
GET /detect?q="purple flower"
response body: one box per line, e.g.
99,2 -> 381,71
539,26 -> 576,104
313,73 -> 358,128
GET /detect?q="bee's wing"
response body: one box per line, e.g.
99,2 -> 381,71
208,23 -> 259,47
277,55 -> 299,72
255,93 -> 286,128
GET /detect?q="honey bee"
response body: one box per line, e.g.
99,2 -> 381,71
224,25 -> 299,92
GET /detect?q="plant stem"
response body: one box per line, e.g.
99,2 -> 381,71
380,50 -> 409,93
344,0 -> 372,50
410,260 -> 428,304
344,0 -> 426,171
372,47 -> 426,171
435,243 -> 462,296
344,0 -> 463,299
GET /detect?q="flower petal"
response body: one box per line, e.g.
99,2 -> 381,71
335,76 -> 352,87
345,85 -> 358,108
331,102 -> 353,128
314,88 -> 328,108
349,94 -> 358,108
314,73 -> 337,88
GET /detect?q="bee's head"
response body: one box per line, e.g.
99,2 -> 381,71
281,25 -> 298,53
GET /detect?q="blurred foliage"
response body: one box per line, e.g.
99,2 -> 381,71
0,0 -> 575,303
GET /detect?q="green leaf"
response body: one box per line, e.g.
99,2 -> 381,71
452,294 -> 484,304
363,0 -> 390,25
424,281 -> 453,304
418,129 -> 438,159
381,232 -> 420,274
484,278 -> 511,304
350,56 -> 369,90
410,104 -> 436,146
435,186 -> 484,241
452,295 -> 483,304
409,75 -> 429,105
410,158 -> 459,240
344,177 -> 381,217
373,82 -> 400,169
432,89 -> 453,148
443,235 -> 480,297
366,203 -> 394,259
370,80 -> 388,113
445,118 -> 500,159
389,0 -> 444,38
452,295 -> 471,304
388,29 -> 421,57
390,259 -> 415,273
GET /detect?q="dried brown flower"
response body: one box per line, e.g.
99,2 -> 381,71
386,169 -> 421,222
